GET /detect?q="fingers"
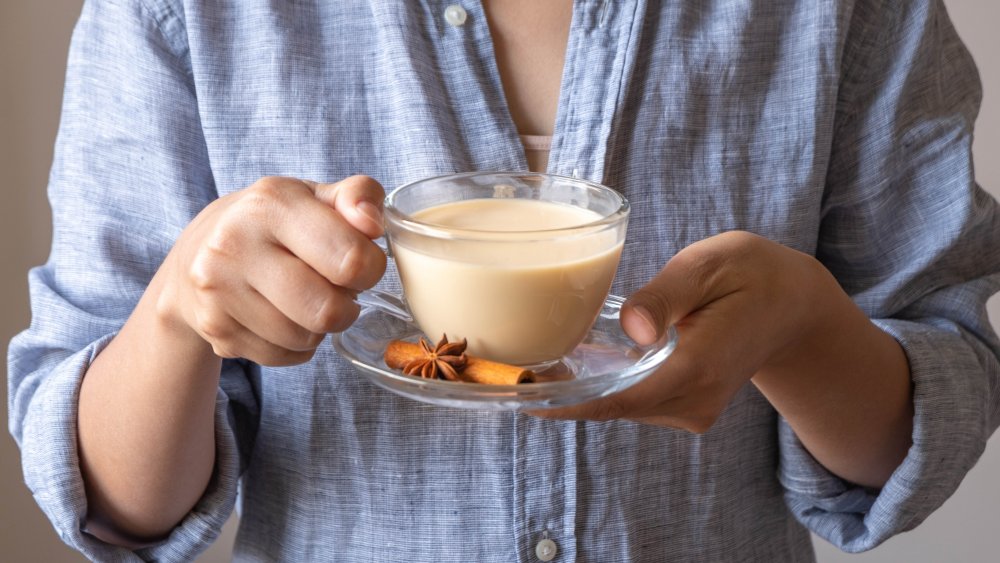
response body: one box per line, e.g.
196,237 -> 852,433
185,274 -> 320,366
620,232 -> 753,345
198,311 -> 318,367
531,374 -> 737,435
189,253 -> 361,365
529,335 -> 742,432
171,175 -> 390,366
535,232 -> 783,427
302,175 -> 386,239
245,246 -> 362,335
245,177 -> 387,291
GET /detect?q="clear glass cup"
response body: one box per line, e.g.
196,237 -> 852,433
384,171 -> 630,366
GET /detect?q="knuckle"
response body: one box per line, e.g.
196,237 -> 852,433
346,174 -> 385,198
336,243 -> 385,289
679,248 -> 722,290
188,250 -> 222,292
682,231 -> 763,281
717,229 -> 757,248
336,244 -> 365,283
248,176 -> 287,198
727,233 -> 762,264
308,295 -> 342,333
203,227 -> 242,262
195,310 -> 232,342
716,231 -> 766,269
187,267 -> 213,293
242,177 -> 292,216
300,287 -> 360,334
210,341 -> 238,359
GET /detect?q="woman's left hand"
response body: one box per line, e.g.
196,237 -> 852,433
531,230 -> 829,431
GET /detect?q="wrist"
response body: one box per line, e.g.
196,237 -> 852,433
757,252 -> 844,376
748,252 -> 913,488
149,255 -> 217,359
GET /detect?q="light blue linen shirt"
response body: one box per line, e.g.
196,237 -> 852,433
9,1 -> 1000,561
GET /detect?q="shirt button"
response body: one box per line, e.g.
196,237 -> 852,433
444,4 -> 468,27
535,538 -> 558,562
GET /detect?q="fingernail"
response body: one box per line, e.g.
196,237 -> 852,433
623,305 -> 659,346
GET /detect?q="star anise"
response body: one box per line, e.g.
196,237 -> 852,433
401,334 -> 469,381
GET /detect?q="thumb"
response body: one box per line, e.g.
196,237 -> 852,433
302,175 -> 385,239
621,250 -> 716,346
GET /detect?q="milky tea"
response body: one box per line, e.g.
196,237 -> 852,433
386,174 -> 628,366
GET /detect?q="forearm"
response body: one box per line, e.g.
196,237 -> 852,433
78,263 -> 221,543
752,260 -> 913,489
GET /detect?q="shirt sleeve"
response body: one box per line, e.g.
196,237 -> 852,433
5,1 -> 258,560
778,0 -> 1000,552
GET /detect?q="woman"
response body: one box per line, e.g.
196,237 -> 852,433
9,1 -> 1000,561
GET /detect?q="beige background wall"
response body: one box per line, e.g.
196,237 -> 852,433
1,1 -> 997,561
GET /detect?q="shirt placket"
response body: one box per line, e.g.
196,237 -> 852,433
429,1 -> 644,561
511,2 -> 645,561
511,413 -> 579,562
550,0 -> 644,185
430,1 -> 527,172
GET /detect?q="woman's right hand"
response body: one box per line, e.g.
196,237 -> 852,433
157,175 -> 387,366
78,175 -> 386,543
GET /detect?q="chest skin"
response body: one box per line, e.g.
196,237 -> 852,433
483,0 -> 573,136
482,0 -> 573,171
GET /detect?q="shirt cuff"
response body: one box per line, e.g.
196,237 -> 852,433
778,318 -> 994,552
15,334 -> 242,562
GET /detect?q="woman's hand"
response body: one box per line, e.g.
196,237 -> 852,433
80,175 -> 387,543
535,231 -> 819,429
157,175 -> 387,366
533,231 -> 912,487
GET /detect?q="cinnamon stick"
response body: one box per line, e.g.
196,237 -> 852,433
384,339 -> 534,384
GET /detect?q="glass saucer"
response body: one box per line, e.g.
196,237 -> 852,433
331,291 -> 677,410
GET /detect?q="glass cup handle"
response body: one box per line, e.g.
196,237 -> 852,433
355,288 -> 412,322
352,237 -> 409,321
373,236 -> 392,258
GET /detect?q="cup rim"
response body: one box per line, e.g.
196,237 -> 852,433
383,171 -> 630,240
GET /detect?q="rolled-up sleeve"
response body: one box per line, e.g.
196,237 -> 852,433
6,0 -> 257,560
778,0 -> 1000,552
